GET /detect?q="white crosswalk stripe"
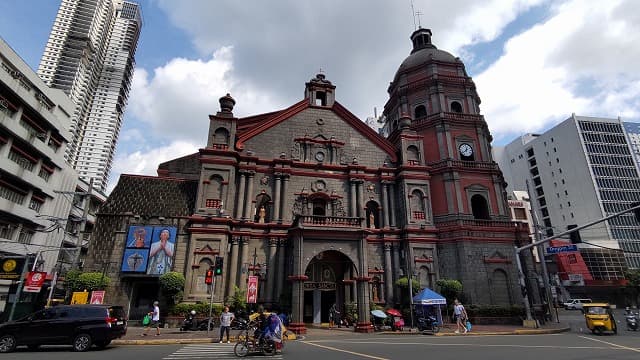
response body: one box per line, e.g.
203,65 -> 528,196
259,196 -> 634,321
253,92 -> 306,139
163,343 -> 284,359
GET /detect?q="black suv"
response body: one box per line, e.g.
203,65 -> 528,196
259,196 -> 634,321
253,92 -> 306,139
0,304 -> 127,353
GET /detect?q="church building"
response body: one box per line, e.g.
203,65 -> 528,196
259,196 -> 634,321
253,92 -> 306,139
85,29 -> 530,333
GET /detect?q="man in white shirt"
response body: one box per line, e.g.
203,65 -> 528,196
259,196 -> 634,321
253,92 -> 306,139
142,301 -> 161,336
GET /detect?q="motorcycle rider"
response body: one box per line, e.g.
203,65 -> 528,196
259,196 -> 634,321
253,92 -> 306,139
625,306 -> 638,331
181,310 -> 197,331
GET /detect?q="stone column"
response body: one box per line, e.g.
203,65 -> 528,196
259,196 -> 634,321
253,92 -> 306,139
355,276 -> 373,332
275,239 -> 286,301
389,183 -> 397,228
288,274 -> 308,334
273,175 -> 282,222
392,245 -> 401,303
384,244 -> 393,305
349,180 -> 357,217
281,176 -> 290,222
266,238 -> 278,303
235,172 -> 246,218
243,172 -> 255,220
356,180 -> 364,218
381,182 -> 390,228
239,237 -> 250,289
227,237 -> 240,296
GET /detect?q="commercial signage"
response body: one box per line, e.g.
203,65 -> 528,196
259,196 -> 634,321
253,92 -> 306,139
24,271 -> 47,293
546,244 -> 578,254
71,291 -> 89,304
90,290 -> 105,304
247,276 -> 258,304
0,257 -> 25,280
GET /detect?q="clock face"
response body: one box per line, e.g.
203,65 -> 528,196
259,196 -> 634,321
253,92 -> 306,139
459,143 -> 473,157
315,152 -> 325,161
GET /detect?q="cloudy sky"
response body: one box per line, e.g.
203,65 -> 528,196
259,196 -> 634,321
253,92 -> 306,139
1,0 -> 639,193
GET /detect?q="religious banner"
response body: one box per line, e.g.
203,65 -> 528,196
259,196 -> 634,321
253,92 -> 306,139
247,275 -> 258,304
24,271 -> 47,293
90,290 -> 105,304
71,291 -> 89,304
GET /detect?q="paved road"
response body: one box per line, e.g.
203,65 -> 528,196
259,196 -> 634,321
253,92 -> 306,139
3,330 -> 639,360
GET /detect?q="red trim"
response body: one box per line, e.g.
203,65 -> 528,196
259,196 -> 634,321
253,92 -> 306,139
20,114 -> 45,133
354,276 -> 372,282
237,99 -> 309,149
0,95 -> 17,111
0,179 -> 28,194
10,145 -> 37,163
287,275 -> 309,281
31,195 -> 45,203
368,269 -> 384,274
414,257 -> 433,263
41,164 -> 54,173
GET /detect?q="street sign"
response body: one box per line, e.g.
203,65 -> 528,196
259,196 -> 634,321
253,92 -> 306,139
24,271 -> 46,293
247,275 -> 258,304
546,244 -> 578,254
90,290 -> 105,304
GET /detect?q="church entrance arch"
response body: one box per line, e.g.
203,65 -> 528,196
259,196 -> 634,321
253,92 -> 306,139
303,250 -> 355,325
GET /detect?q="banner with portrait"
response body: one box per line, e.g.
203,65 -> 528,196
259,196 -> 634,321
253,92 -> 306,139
146,227 -> 177,275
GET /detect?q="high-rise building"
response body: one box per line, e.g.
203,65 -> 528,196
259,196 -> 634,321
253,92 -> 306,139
495,115 -> 640,280
0,37 -> 78,308
38,0 -> 141,192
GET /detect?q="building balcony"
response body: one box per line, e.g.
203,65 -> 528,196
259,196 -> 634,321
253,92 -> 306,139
295,215 -> 362,228
428,159 -> 499,171
434,215 -> 518,229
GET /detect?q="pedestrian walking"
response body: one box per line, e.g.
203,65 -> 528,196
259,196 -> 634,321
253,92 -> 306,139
329,303 -> 340,329
142,301 -> 161,336
219,306 -> 235,343
453,299 -> 468,334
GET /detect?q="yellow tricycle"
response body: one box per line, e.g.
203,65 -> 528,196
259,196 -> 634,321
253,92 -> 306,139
583,303 -> 617,335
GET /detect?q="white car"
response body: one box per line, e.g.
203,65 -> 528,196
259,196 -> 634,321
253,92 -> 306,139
563,298 -> 592,310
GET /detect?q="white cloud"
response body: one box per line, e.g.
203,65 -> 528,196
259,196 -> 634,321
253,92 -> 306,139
475,0 -> 640,143
107,140 -> 200,194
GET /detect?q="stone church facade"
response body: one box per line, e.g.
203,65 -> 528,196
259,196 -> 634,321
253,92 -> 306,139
86,29 -> 530,333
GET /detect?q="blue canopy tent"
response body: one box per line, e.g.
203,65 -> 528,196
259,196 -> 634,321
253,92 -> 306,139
413,288 -> 447,324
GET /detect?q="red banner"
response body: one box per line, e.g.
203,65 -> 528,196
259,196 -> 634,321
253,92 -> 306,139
24,271 -> 47,293
90,290 -> 105,304
247,276 -> 258,304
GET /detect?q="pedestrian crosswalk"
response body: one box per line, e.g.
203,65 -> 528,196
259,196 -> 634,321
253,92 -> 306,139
163,343 -> 284,359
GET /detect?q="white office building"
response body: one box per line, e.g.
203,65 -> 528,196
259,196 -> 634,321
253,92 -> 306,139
495,115 -> 640,279
0,37 -> 78,308
38,0 -> 141,192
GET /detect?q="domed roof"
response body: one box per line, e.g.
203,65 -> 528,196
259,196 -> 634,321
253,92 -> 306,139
396,28 -> 457,74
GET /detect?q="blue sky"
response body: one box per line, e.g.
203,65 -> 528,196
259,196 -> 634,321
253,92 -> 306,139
1,0 -> 639,193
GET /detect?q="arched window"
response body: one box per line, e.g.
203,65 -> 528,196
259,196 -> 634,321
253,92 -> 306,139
204,175 -> 223,208
414,105 -> 427,118
451,101 -> 463,113
410,189 -> 426,220
407,145 -> 420,165
491,269 -> 511,305
312,198 -> 326,216
213,128 -> 230,149
254,193 -> 271,223
471,194 -> 490,220
365,200 -> 379,229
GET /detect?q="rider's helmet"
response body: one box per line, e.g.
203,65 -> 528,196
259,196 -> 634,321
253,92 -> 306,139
190,310 -> 196,315
626,307 -> 630,312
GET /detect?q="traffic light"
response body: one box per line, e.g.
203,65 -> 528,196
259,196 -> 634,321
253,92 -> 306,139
205,268 -> 214,285
214,257 -> 223,276
567,224 -> 581,244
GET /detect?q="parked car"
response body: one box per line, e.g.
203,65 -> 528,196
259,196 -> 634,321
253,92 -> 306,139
563,298 -> 592,310
0,304 -> 127,353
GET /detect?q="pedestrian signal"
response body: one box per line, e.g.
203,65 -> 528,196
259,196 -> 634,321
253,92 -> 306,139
205,268 -> 214,284
214,257 -> 223,275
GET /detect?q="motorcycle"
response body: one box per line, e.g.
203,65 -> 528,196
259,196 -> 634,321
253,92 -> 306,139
234,314 -> 283,357
416,315 -> 440,333
626,311 -> 639,331
180,311 -> 198,331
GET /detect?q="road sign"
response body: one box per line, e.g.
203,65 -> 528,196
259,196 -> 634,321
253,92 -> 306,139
247,275 -> 258,304
546,244 -> 578,254
90,290 -> 105,304
24,271 -> 46,293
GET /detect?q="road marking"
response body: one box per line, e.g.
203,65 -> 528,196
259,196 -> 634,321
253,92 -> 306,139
308,339 -> 614,350
163,343 -> 283,359
301,341 -> 390,360
578,335 -> 640,353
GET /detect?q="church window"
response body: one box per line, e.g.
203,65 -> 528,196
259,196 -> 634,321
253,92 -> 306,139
471,194 -> 490,220
407,145 -> 420,165
204,175 -> 223,208
410,189 -> 426,220
315,91 -> 327,106
213,128 -> 229,149
312,198 -> 326,216
451,101 -> 463,113
414,105 -> 427,118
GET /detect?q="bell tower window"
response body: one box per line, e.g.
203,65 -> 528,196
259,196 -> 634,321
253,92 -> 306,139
315,91 -> 326,106
414,105 -> 427,118
451,101 -> 463,113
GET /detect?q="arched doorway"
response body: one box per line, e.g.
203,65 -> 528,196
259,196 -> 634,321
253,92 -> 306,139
303,250 -> 355,324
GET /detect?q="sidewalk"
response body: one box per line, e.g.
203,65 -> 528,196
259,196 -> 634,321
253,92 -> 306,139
113,322 -> 570,345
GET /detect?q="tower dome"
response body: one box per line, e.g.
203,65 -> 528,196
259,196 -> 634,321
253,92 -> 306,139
394,28 -> 457,80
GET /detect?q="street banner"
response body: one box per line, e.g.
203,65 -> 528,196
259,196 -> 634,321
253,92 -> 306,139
247,275 -> 258,304
24,271 -> 47,293
90,290 -> 105,304
0,257 -> 25,280
71,291 -> 89,304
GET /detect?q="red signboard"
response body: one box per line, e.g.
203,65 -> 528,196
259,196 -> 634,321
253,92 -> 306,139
24,271 -> 47,293
90,290 -> 105,304
247,276 -> 258,304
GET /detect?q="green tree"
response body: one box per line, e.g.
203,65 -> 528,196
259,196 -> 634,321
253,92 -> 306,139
66,272 -> 110,292
624,269 -> 640,307
159,271 -> 185,305
436,278 -> 463,305
225,285 -> 247,312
